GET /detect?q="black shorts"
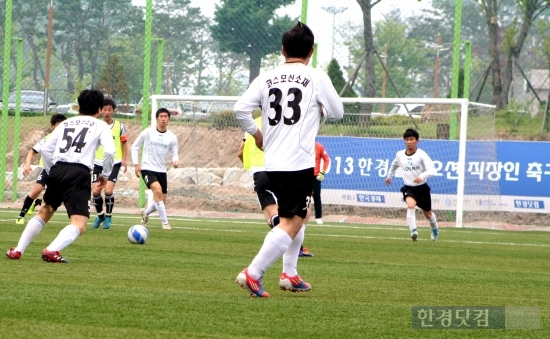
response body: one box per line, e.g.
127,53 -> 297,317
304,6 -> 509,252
266,168 -> 314,219
253,171 -> 277,210
36,168 -> 48,186
141,170 -> 168,194
43,162 -> 91,217
400,183 -> 432,211
93,163 -> 122,183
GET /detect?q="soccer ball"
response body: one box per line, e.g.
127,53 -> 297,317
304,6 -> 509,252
128,225 -> 149,244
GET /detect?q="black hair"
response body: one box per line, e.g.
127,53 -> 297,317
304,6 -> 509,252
103,97 -> 117,110
50,113 -> 67,126
282,21 -> 314,59
77,89 -> 104,115
403,128 -> 420,140
156,107 -> 171,119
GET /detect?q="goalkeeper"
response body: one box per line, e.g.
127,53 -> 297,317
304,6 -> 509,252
313,142 -> 330,225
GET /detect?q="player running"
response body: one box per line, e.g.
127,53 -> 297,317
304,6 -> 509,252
132,108 -> 179,230
234,22 -> 344,297
385,128 -> 440,242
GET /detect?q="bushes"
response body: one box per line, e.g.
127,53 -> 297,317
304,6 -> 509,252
211,109 -> 261,130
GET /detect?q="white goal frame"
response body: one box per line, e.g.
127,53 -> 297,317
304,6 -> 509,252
150,95 -> 496,228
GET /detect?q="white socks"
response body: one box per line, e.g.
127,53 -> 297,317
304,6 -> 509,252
248,227 -> 292,279
46,225 -> 80,252
144,202 -> 157,215
15,216 -> 45,253
429,213 -> 438,229
282,224 -> 305,277
407,208 -> 417,233
155,201 -> 168,223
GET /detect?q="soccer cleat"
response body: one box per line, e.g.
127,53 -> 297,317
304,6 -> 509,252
411,232 -> 418,242
28,203 -> 36,215
315,218 -> 323,225
279,273 -> 311,292
6,248 -> 21,260
103,215 -> 112,229
161,222 -> 171,230
92,214 -> 105,229
431,227 -> 439,241
41,249 -> 69,263
299,247 -> 314,257
141,210 -> 149,227
16,217 -> 25,225
235,268 -> 270,298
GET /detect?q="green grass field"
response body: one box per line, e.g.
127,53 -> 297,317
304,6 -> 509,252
0,209 -> 548,338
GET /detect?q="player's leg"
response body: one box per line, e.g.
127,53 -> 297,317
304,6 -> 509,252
418,184 -> 438,241
17,182 -> 45,224
7,170 -> 60,259
299,205 -> 314,257
156,173 -> 170,229
91,166 -> 105,229
253,172 -> 278,228
405,196 -> 419,241
42,164 -> 91,263
312,176 -> 323,224
102,163 -> 121,229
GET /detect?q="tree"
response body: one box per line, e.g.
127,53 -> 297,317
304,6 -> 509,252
499,0 -> 550,106
211,0 -> 295,84
96,55 -> 130,103
356,0 -> 381,101
327,59 -> 357,97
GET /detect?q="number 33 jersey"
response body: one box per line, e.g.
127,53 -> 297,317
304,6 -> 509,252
235,63 -> 343,171
41,115 -> 115,176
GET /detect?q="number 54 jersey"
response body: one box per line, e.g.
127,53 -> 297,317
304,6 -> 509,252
235,63 -> 344,172
41,115 -> 115,177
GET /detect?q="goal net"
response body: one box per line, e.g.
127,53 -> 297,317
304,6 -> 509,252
148,95 -> 506,228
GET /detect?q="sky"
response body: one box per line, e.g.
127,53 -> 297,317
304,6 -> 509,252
131,0 -> 432,69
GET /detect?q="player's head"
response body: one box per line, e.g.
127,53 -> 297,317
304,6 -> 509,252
281,22 -> 314,59
78,89 -> 104,116
156,107 -> 171,131
403,128 -> 419,150
156,107 -> 171,120
50,113 -> 67,129
102,97 -> 117,120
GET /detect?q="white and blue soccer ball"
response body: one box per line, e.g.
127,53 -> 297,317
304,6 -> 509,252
128,225 -> 149,244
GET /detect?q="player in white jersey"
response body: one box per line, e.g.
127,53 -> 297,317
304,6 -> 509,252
91,98 -> 128,229
6,89 -> 115,263
16,114 -> 67,224
132,108 -> 179,230
234,22 -> 344,297
385,128 -> 440,242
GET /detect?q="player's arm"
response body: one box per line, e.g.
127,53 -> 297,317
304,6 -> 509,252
234,77 -> 262,148
23,147 -> 40,176
237,140 -> 245,163
99,124 -> 116,178
317,72 -> 344,121
418,151 -> 437,181
385,153 -> 400,186
169,136 -> 179,168
131,129 -> 146,177
120,123 -> 128,173
41,127 -> 61,174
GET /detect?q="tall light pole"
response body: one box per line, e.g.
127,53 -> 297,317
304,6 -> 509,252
424,34 -> 452,98
322,6 -> 347,60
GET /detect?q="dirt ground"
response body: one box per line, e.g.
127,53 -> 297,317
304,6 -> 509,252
7,123 -> 550,231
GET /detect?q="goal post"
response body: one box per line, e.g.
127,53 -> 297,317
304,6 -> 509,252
149,95 -> 500,228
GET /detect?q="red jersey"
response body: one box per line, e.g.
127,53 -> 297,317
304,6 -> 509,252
314,142 -> 329,176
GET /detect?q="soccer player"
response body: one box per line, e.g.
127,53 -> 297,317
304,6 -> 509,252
6,89 -> 115,263
234,22 -> 344,297
16,114 -> 67,224
91,98 -> 128,229
313,141 -> 330,225
385,128 -> 439,242
132,108 -> 179,230
238,116 -> 315,258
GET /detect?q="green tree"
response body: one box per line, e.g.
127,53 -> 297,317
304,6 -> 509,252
96,55 -> 130,103
211,0 -> 295,84
327,59 -> 357,97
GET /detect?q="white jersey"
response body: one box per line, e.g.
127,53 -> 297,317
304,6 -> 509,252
387,148 -> 437,186
235,62 -> 343,171
131,127 -> 179,173
32,136 -> 47,153
41,115 -> 115,176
